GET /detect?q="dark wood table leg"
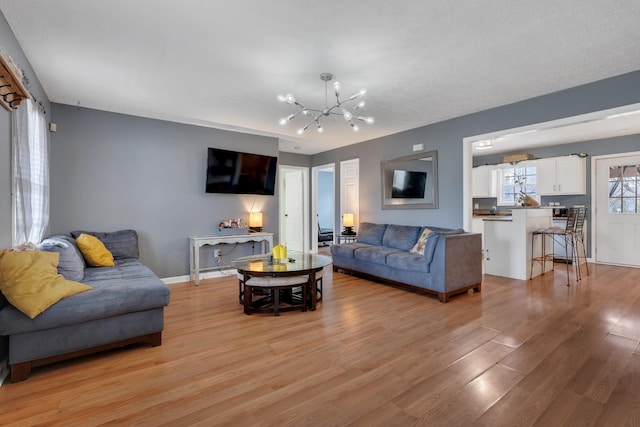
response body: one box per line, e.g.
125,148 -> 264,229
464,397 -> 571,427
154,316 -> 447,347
308,271 -> 317,311
244,283 -> 253,315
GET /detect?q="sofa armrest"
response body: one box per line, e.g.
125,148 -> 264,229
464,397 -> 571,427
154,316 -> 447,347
443,232 -> 482,292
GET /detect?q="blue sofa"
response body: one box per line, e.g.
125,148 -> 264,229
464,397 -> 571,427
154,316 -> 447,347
0,230 -> 170,382
331,222 -> 482,302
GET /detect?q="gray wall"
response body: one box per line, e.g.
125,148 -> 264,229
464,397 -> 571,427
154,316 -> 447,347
311,71 -> 640,230
49,104 -> 280,278
0,11 -> 50,248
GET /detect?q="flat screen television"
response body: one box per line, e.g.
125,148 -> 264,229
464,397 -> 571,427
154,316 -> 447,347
391,169 -> 427,199
206,148 -> 278,195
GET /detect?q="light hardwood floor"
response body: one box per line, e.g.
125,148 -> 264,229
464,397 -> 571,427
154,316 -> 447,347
1,262 -> 640,426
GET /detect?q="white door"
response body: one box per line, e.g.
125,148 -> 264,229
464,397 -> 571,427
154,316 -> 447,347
340,159 -> 359,232
282,168 -> 305,252
595,153 -> 640,267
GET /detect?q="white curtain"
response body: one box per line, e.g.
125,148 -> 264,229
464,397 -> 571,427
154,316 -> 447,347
12,98 -> 49,245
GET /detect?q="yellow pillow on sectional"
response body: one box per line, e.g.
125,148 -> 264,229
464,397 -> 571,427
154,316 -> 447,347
76,233 -> 115,267
0,250 -> 92,319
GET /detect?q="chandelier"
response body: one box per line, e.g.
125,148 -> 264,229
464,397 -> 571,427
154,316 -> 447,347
277,73 -> 374,135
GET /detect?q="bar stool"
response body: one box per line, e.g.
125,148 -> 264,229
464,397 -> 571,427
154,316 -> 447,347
530,207 -> 578,285
572,207 -> 589,280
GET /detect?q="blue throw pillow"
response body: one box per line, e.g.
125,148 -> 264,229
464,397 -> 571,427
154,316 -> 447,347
38,235 -> 85,281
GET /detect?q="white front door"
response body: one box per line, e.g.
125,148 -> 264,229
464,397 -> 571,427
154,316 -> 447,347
282,168 -> 305,252
595,153 -> 640,267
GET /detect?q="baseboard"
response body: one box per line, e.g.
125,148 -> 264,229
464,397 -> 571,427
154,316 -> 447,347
162,268 -> 237,285
0,357 -> 8,387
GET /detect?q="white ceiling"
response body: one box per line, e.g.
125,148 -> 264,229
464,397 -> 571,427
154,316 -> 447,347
1,1 -> 640,155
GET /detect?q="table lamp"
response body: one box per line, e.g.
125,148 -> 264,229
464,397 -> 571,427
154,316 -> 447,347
249,212 -> 263,232
342,213 -> 355,235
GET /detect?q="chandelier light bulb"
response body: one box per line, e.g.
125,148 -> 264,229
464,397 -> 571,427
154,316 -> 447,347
276,73 -> 374,134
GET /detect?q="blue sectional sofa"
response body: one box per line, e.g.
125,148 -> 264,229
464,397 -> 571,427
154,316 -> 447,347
0,230 -> 170,382
331,222 -> 482,302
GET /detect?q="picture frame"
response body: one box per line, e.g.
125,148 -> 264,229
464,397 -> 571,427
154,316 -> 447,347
381,150 -> 438,209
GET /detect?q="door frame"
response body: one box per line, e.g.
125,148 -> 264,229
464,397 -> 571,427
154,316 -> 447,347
591,150 -> 640,267
278,165 -> 309,251
311,163 -> 335,253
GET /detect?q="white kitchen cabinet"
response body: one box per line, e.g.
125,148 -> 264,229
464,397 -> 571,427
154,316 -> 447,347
472,165 -> 497,198
536,156 -> 586,195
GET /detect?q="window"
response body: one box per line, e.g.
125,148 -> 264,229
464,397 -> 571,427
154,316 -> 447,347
499,165 -> 537,206
12,99 -> 49,245
608,164 -> 639,214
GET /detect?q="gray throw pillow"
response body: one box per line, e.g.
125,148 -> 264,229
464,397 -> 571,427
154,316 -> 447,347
70,229 -> 139,260
38,235 -> 85,281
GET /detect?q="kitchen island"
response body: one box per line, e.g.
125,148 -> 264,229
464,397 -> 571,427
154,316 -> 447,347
483,208 -> 553,280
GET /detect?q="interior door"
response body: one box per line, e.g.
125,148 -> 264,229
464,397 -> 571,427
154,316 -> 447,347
283,169 -> 304,252
595,154 -> 640,267
340,159 -> 359,233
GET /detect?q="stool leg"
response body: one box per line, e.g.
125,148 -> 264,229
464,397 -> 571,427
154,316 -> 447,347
564,234 -> 571,286
274,288 -> 280,316
244,285 -> 253,315
530,233 -> 536,279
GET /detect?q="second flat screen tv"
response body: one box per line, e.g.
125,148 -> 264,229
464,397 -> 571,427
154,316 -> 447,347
391,169 -> 427,198
206,148 -> 278,195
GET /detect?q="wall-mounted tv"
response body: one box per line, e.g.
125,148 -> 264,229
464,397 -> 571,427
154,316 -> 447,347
206,148 -> 278,195
391,169 -> 427,198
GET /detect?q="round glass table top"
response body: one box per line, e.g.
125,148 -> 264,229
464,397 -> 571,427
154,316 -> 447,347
231,251 -> 332,274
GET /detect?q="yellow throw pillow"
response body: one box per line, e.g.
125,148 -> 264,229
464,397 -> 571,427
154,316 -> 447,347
0,250 -> 92,319
76,233 -> 115,267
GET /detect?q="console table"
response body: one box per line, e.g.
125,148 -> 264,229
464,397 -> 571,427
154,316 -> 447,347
189,232 -> 274,285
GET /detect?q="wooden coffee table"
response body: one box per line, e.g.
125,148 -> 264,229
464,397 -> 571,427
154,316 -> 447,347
231,252 -> 332,314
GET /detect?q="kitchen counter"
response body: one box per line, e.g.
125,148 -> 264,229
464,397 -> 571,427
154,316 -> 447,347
483,208 -> 553,280
482,216 -> 512,222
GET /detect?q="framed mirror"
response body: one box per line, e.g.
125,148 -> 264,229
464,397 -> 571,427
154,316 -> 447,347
381,150 -> 438,209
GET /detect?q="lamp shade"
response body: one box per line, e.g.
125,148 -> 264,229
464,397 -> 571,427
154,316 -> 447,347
342,213 -> 354,227
249,212 -> 263,228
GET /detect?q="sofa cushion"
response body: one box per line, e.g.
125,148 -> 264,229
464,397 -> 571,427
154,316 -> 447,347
386,251 -> 431,273
0,250 -> 92,319
354,246 -> 400,265
76,233 -> 115,267
357,223 -> 388,246
0,259 -> 170,335
331,242 -> 372,258
382,224 -> 422,251
38,235 -> 86,281
71,229 -> 139,260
